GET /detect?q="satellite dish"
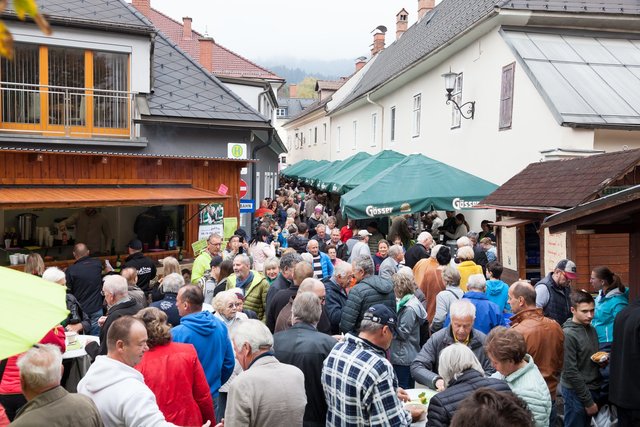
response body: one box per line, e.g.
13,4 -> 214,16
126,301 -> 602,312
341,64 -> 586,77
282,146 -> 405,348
371,25 -> 387,34
355,56 -> 367,62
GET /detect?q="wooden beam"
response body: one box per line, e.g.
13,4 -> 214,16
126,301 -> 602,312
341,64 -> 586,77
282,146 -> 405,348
630,215 -> 640,301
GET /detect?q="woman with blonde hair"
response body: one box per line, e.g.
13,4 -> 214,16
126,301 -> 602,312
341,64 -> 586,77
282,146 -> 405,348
134,307 -> 215,426
24,253 -> 45,276
456,246 -> 483,292
150,256 -> 181,302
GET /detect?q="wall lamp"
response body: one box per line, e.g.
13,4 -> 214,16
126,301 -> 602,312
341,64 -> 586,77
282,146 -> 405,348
442,69 -> 475,120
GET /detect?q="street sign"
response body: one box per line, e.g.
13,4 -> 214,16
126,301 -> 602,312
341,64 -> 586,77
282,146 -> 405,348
239,179 -> 248,198
239,199 -> 255,213
217,183 -> 228,195
227,143 -> 247,159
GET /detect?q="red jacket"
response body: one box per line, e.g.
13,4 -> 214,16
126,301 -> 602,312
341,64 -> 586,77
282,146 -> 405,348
0,326 -> 66,395
135,342 -> 215,426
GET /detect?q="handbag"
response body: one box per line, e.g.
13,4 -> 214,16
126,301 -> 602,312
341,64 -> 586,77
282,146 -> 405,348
591,404 -> 618,427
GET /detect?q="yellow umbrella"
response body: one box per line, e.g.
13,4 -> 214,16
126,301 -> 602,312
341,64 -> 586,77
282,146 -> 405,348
0,266 -> 69,360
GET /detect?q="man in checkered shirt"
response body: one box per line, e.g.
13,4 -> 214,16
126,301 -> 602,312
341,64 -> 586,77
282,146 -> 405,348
322,304 -> 414,426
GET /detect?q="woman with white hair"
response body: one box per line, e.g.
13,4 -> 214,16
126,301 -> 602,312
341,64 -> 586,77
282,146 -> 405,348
42,267 -> 91,334
426,343 -> 512,427
431,265 -> 464,333
213,290 -> 248,328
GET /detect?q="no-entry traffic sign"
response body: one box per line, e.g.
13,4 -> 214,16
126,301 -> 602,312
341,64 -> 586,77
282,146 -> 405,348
239,179 -> 248,198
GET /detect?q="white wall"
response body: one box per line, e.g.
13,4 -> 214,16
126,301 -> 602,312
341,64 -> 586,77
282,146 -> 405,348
284,113 -> 332,164
9,22 -> 152,93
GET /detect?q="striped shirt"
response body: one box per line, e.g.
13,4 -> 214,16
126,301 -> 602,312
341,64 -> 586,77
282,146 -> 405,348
312,254 -> 323,279
322,334 -> 412,426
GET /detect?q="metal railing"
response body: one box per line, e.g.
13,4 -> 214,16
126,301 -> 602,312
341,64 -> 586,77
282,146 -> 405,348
0,81 -> 135,138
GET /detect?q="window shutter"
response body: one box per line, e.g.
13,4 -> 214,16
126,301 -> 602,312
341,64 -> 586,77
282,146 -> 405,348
499,62 -> 515,130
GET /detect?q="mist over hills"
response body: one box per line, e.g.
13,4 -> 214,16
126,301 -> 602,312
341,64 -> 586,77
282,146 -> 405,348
257,56 -> 356,83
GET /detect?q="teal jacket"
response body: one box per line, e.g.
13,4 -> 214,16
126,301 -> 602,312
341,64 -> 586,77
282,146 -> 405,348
592,287 -> 629,344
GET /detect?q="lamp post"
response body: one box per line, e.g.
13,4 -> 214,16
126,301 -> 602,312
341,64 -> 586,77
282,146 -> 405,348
442,69 -> 475,120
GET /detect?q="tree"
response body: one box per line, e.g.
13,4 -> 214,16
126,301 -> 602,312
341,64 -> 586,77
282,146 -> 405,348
296,77 -> 318,99
0,0 -> 51,58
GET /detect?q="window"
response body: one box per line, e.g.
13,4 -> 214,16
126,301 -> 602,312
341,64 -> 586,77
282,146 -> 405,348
390,106 -> 396,142
451,73 -> 463,129
412,94 -> 421,137
336,126 -> 341,152
499,62 -> 515,130
0,42 -> 130,137
308,129 -> 312,147
314,126 -> 318,144
323,123 -> 327,143
371,113 -> 377,146
276,107 -> 287,117
352,120 -> 357,149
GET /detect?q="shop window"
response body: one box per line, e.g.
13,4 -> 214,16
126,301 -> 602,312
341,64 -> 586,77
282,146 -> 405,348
0,43 -> 131,138
412,94 -> 421,137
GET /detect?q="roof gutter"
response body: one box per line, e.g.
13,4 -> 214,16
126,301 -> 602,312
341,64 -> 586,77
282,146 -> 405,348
366,93 -> 384,150
250,128 -> 274,233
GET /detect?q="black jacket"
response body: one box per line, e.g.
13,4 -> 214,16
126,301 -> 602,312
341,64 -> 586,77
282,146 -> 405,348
324,278 -> 348,335
609,299 -> 640,409
287,234 -> 309,254
473,245 -> 488,274
65,293 -> 91,333
149,293 -> 180,327
404,243 -> 429,269
267,285 -> 299,332
339,275 -> 395,333
123,252 -> 157,293
266,273 -> 293,312
96,298 -> 143,356
273,323 -> 337,427
65,256 -> 104,314
426,369 -> 512,427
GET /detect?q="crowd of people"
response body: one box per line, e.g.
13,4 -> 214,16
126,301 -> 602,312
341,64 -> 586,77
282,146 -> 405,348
1,183 -> 638,427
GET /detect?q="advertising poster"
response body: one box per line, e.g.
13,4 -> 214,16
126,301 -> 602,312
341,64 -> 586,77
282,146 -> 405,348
198,203 -> 224,240
544,228 -> 567,276
501,226 -> 518,271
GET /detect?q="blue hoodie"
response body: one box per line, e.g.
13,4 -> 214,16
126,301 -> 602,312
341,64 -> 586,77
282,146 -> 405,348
486,279 -> 510,313
171,310 -> 235,396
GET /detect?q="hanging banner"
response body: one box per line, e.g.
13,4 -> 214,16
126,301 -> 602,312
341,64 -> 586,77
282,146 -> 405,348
501,226 -> 518,271
198,203 -> 224,240
544,228 -> 567,276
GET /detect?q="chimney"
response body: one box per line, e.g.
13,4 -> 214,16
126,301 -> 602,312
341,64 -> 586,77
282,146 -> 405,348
199,37 -> 214,72
131,0 -> 150,15
355,58 -> 367,72
289,84 -> 298,98
396,9 -> 409,40
183,17 -> 192,39
370,32 -> 386,57
418,0 -> 435,20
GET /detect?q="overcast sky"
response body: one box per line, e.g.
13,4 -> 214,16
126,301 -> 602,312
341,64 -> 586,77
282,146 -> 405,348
147,0 -> 417,62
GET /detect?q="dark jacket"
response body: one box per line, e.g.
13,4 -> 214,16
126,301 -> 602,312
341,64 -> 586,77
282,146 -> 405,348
150,292 -> 180,327
535,273 -> 572,325
404,243 -> 429,269
473,245 -> 488,274
324,278 -> 348,335
273,323 -> 337,427
11,386 -> 103,427
560,318 -> 601,407
266,273 -> 293,311
610,299 -> 640,409
411,327 -> 494,389
274,298 -> 332,335
426,369 -> 512,427
287,234 -> 309,254
267,285 -> 299,332
123,252 -> 157,293
96,298 -> 143,356
65,256 -> 104,314
339,275 -> 395,333
65,293 -> 91,333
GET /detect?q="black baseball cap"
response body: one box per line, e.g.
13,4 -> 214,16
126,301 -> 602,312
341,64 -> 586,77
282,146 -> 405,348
210,255 -> 223,268
128,239 -> 143,250
363,304 -> 398,337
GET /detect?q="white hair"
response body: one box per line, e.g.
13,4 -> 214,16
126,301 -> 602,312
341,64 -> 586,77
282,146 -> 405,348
234,253 -> 251,267
301,252 -> 314,265
162,272 -> 184,293
388,244 -> 403,258
467,274 -> 487,291
212,289 -> 239,313
450,299 -> 476,320
229,319 -> 273,353
430,244 -> 443,259
291,292 -> 322,325
103,274 -> 129,297
457,236 -> 472,248
417,231 -> 432,244
306,239 -> 319,250
397,266 -> 414,279
17,344 -> 62,391
42,267 -> 66,284
456,246 -> 475,261
438,343 -> 484,386
333,260 -> 353,279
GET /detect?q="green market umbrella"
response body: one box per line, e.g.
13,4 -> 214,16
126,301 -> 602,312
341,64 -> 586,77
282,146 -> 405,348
314,152 -> 371,191
281,159 -> 313,178
308,160 -> 343,188
340,154 -> 498,219
300,161 -> 339,186
0,267 -> 69,360
326,150 -> 406,194
288,160 -> 329,180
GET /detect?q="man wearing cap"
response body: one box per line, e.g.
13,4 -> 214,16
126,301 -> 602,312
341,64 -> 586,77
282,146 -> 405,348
348,230 -> 372,263
323,304 -> 414,426
122,239 -> 157,296
192,233 -> 223,284
535,259 -> 577,325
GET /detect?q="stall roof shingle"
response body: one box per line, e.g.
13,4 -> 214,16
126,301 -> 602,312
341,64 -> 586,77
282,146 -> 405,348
479,149 -> 640,209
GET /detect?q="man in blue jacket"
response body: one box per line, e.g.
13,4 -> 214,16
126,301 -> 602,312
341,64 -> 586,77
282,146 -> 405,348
307,239 -> 333,280
172,284 -> 235,421
446,273 -> 505,334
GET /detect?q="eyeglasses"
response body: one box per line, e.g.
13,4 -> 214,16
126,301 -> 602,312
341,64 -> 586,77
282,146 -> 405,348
209,241 -> 222,246
226,302 -> 243,308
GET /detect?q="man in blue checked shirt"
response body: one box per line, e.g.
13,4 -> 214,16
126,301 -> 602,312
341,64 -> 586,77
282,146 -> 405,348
322,304 -> 423,426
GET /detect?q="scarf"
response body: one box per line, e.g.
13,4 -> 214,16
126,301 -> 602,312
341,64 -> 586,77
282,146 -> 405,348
397,294 -> 412,312
236,271 -> 254,289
